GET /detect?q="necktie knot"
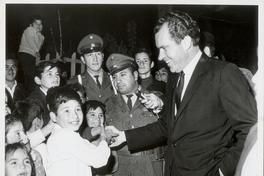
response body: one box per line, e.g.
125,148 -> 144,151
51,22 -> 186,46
94,75 -> 101,89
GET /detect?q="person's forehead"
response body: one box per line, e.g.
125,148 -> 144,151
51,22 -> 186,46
84,51 -> 102,55
113,67 -> 131,76
160,67 -> 168,73
155,23 -> 171,45
33,20 -> 42,24
6,59 -> 16,65
135,52 -> 150,60
8,122 -> 23,132
88,107 -> 103,113
58,100 -> 80,109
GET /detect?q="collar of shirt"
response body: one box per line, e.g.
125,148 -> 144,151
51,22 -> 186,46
40,87 -> 47,96
5,80 -> 17,98
88,69 -> 103,85
181,50 -> 202,99
122,93 -> 137,108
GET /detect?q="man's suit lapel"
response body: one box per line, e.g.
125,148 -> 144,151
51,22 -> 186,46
173,55 -> 209,127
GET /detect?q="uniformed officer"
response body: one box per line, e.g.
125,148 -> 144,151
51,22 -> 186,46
67,34 -> 114,104
105,53 -> 163,176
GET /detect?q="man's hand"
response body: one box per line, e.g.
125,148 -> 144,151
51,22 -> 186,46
100,126 -> 119,145
105,126 -> 126,147
140,93 -> 163,111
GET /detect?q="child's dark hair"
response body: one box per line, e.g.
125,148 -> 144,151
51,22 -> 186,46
5,143 -> 36,176
46,87 -> 82,114
34,61 -> 59,78
85,100 -> 106,125
64,83 -> 86,95
12,100 -> 43,131
29,15 -> 43,25
5,114 -> 23,143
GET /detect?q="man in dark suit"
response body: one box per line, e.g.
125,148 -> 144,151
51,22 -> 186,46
106,11 -> 257,176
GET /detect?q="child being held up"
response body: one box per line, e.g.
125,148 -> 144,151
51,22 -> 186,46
46,87 -> 116,176
5,114 -> 46,176
5,143 -> 36,176
82,100 -> 118,175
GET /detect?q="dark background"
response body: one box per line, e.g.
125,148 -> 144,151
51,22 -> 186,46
6,4 -> 258,74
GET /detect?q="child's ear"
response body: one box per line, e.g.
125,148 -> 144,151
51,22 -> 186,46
49,112 -> 57,123
34,76 -> 42,85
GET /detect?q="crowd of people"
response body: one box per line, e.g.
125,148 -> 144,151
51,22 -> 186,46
5,10 -> 258,176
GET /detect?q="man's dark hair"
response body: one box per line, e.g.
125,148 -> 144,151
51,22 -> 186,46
134,48 -> 152,61
154,11 -> 200,46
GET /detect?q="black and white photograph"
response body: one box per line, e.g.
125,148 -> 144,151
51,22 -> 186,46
1,1 -> 263,176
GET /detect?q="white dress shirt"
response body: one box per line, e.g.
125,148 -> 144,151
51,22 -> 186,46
46,124 -> 110,176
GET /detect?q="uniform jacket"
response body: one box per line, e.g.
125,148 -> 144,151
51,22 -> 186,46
105,89 -> 159,152
125,54 -> 257,176
67,70 -> 114,103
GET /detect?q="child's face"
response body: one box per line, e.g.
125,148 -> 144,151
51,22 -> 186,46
53,100 -> 83,131
37,66 -> 60,92
5,148 -> 32,176
6,122 -> 29,146
31,19 -> 43,33
86,107 -> 104,127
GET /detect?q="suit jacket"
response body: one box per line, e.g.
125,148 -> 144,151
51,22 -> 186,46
125,54 -> 257,176
6,83 -> 28,110
26,87 -> 50,126
67,70 -> 114,103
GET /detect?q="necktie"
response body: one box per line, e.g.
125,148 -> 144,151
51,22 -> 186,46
175,71 -> 185,109
126,94 -> 133,111
94,75 -> 101,89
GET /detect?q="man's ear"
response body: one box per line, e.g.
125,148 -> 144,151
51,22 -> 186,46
102,53 -> 104,61
133,70 -> 139,81
49,112 -> 57,123
182,36 -> 192,51
80,56 -> 85,64
151,61 -> 154,69
34,76 -> 41,85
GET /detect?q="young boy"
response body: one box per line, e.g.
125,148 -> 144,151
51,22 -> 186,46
82,100 -> 118,175
26,61 -> 60,126
5,114 -> 46,176
46,87 -> 112,176
18,15 -> 45,92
